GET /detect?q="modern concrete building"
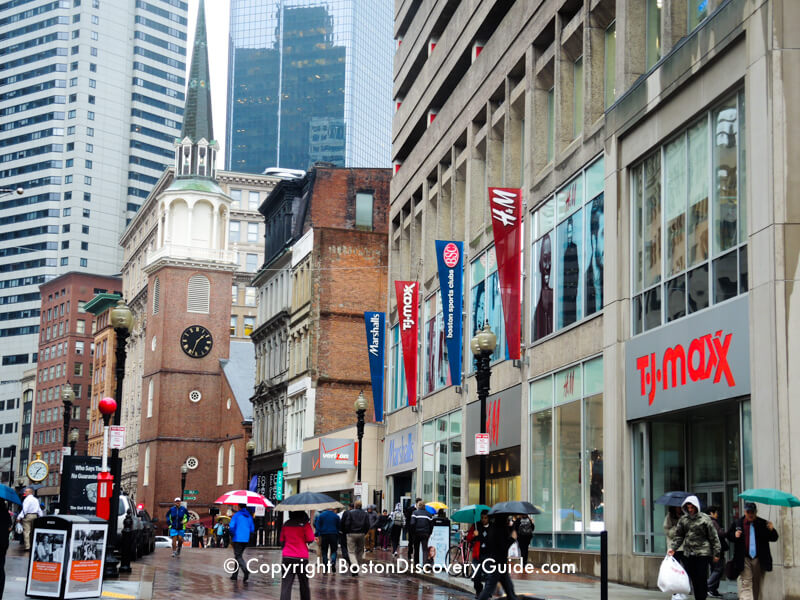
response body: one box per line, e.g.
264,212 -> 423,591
0,0 -> 189,427
225,0 -> 393,173
386,0 -> 800,594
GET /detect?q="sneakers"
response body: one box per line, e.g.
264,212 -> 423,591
707,592 -> 723,598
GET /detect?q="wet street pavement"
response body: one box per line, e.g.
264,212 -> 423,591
147,546 -> 472,600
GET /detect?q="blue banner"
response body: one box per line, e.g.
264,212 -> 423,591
364,311 -> 385,421
435,240 -> 464,386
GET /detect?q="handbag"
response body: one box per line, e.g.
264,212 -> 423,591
725,559 -> 741,580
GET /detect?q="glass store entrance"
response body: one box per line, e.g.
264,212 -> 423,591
632,398 -> 753,555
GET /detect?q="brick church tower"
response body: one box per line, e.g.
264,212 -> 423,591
137,0 -> 248,517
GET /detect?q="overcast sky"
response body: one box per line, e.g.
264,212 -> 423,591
187,0 -> 230,157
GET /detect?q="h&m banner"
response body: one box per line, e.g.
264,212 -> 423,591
364,311 -> 385,421
395,281 -> 419,407
489,187 -> 522,359
435,240 -> 464,386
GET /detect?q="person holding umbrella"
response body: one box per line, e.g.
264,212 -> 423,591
466,509 -> 490,597
726,502 -> 779,600
476,513 -> 519,600
279,511 -> 314,600
229,504 -> 255,582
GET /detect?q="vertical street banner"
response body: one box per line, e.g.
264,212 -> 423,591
489,187 -> 523,359
395,281 -> 419,407
364,311 -> 385,421
435,240 -> 464,386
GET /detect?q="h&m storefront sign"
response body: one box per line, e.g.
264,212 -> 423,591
384,425 -> 417,476
625,295 -> 750,420
465,384 -> 522,457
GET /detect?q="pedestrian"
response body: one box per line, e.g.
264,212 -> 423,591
214,519 -> 225,547
667,495 -> 721,600
726,502 -> 779,600
404,498 -> 419,564
341,500 -> 370,575
16,487 -> 43,552
166,498 -> 190,557
389,503 -> 404,556
313,507 -> 340,572
365,505 -> 379,552
196,522 -> 206,548
467,510 -> 490,597
476,515 -> 519,600
279,510 -> 314,600
410,500 -> 433,566
513,514 -> 534,566
229,504 -> 254,582
376,509 -> 390,550
705,506 -> 728,598
432,508 -> 450,528
223,523 -> 231,548
1,500 -> 11,599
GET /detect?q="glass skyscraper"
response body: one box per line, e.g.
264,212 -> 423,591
225,0 -> 392,173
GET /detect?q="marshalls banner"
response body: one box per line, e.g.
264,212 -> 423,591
363,311 -> 385,421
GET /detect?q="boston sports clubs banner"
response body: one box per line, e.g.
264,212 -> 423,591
364,311 -> 385,421
395,281 -> 419,407
489,187 -> 522,359
435,240 -> 464,386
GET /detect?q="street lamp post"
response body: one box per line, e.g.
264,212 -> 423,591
354,391 -> 367,486
8,445 -> 15,487
470,322 -> 497,507
246,439 -> 255,486
62,383 -> 75,452
180,463 -> 188,503
69,428 -> 79,455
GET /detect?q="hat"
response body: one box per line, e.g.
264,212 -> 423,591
174,497 -> 181,502
744,502 -> 757,513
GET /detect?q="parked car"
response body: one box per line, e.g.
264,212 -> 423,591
138,509 -> 156,555
154,536 -> 172,549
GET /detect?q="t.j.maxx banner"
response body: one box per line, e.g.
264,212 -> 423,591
489,187 -> 522,359
364,311 -> 385,421
435,240 -> 464,386
395,281 -> 419,407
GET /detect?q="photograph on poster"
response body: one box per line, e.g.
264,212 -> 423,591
27,528 -> 66,597
65,523 -> 107,598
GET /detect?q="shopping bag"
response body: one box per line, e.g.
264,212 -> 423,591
15,521 -> 23,535
657,555 -> 691,594
507,541 -> 521,558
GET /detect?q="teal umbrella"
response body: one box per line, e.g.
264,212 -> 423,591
739,489 -> 800,507
451,504 -> 491,523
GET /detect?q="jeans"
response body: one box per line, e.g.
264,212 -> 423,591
707,554 -> 724,592
683,555 -> 710,600
338,532 -> 350,565
390,525 -> 402,553
279,557 -> 310,600
320,533 -> 338,567
231,542 -> 248,580
346,533 -> 366,568
477,567 -> 519,600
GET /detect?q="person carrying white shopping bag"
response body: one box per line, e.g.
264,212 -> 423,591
658,554 -> 691,596
667,495 -> 722,600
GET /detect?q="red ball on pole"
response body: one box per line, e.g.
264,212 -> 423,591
98,397 -> 117,416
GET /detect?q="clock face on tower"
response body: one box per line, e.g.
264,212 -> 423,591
180,325 -> 213,358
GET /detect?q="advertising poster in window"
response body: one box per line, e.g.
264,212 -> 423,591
532,233 -> 554,340
26,529 -> 66,597
64,523 -> 107,598
584,194 -> 604,316
557,212 -> 583,329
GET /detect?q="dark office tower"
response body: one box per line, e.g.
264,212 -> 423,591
225,0 -> 392,173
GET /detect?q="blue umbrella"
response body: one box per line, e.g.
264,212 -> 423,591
0,484 -> 22,505
424,504 -> 436,515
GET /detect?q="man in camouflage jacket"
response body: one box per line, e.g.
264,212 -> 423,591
668,495 -> 721,600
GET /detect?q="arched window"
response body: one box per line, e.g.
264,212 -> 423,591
143,446 -> 150,486
227,444 -> 235,485
187,274 -> 210,313
152,276 -> 160,315
217,446 -> 224,486
146,379 -> 153,418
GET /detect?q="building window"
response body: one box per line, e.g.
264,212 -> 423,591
80,258 -> 88,267
244,287 -> 256,306
390,325 -> 406,412
75,341 -> 84,355
531,157 -> 604,341
630,91 -> 746,334
355,192 -> 373,230
287,394 -> 306,452
247,222 -> 258,242
646,0 -> 661,70
422,410 -> 462,511
147,379 -> 153,418
244,316 -> 255,337
604,21 -> 616,109
573,56 -> 584,139
423,294 -> 448,394
152,276 -> 160,314
217,446 -> 224,485
230,189 -> 241,209
229,220 -> 240,242
143,445 -> 150,486
187,274 -> 210,313
248,191 -> 259,210
227,444 -> 235,485
231,285 -> 238,304
245,253 -> 258,273
76,320 -> 85,334
230,316 -> 237,336
529,356 -> 603,550
470,247 -> 508,367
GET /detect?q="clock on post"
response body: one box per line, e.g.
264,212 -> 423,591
27,452 -> 49,483
180,325 -> 213,358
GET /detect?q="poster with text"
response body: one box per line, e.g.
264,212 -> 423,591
64,523 -> 107,598
428,525 -> 449,567
26,528 -> 66,597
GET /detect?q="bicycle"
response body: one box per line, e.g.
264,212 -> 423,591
447,530 -> 472,576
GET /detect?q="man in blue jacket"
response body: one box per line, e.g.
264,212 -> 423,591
166,498 -> 190,557
314,508 -> 340,572
229,504 -> 255,582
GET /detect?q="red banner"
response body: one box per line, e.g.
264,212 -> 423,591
489,187 -> 522,359
395,281 -> 419,407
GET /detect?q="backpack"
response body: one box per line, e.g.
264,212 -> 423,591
517,518 -> 533,537
392,510 -> 405,527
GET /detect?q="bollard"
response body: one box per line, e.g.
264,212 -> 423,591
600,530 -> 608,600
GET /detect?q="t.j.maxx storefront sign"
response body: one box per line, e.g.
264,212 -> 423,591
625,295 -> 750,420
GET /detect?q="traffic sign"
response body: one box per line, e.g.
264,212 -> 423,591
183,496 -> 197,501
109,426 -> 125,449
183,490 -> 199,495
475,433 -> 490,455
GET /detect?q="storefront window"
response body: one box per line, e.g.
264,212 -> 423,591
390,325 -> 406,412
529,356 -> 603,549
422,411 -> 462,511
470,247 -> 507,366
631,91 -> 747,334
531,158 -> 604,341
424,295 -> 449,394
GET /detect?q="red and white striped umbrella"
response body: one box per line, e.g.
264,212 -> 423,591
214,490 -> 274,508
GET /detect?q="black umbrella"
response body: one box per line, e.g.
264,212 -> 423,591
274,491 -> 344,512
488,501 -> 541,516
655,491 -> 691,507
